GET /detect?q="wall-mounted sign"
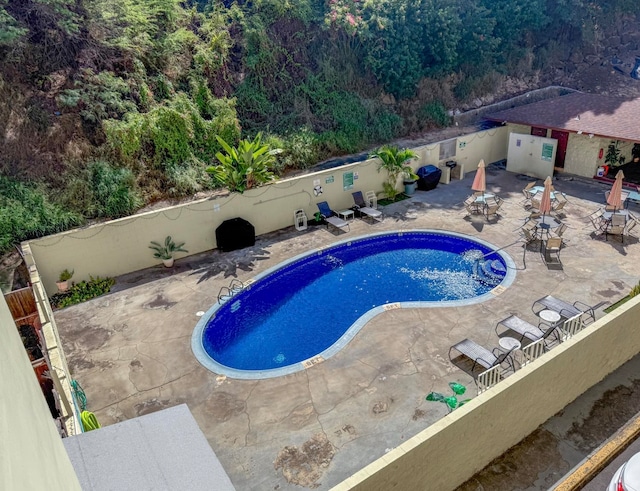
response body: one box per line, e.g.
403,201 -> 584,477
343,172 -> 354,191
541,143 -> 554,162
325,175 -> 334,184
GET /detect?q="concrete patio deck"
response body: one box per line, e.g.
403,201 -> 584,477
54,165 -> 640,490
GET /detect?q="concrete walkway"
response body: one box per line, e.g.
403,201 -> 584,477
54,166 -> 640,490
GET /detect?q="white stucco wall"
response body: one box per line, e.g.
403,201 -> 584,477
0,294 -> 81,490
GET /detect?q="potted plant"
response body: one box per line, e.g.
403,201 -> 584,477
308,211 -> 325,227
605,140 -> 626,169
149,236 -> 188,267
402,168 -> 420,196
56,269 -> 74,292
369,145 -> 419,200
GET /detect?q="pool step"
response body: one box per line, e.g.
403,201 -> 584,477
473,259 -> 505,286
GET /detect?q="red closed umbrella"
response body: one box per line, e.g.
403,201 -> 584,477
471,159 -> 486,195
607,170 -> 625,212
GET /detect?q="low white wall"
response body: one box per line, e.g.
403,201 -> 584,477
333,297 -> 640,491
27,127 -> 508,294
0,294 -> 82,490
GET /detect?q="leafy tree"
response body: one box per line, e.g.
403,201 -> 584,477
480,0 -> 549,63
455,0 -> 499,74
369,145 -> 418,201
206,133 -> 280,193
362,0 -> 461,99
0,2 -> 27,46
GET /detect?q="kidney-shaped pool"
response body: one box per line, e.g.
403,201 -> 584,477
192,230 -> 515,379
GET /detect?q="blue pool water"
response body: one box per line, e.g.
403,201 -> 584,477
192,230 -> 515,379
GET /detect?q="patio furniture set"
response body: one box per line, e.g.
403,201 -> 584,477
589,207 -> 639,243
516,180 -> 569,265
449,295 -> 605,394
464,192 -> 505,221
589,170 -> 640,243
315,190 -> 382,233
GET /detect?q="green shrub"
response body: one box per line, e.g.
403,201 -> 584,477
268,127 -> 321,171
420,101 -> 451,128
151,74 -> 174,101
103,113 -> 145,164
148,106 -> 192,168
630,282 -> 640,298
165,157 -> 213,196
88,161 -> 143,218
104,93 -> 240,178
0,175 -> 83,254
50,276 -> 116,309
57,171 -> 94,215
57,69 -> 138,123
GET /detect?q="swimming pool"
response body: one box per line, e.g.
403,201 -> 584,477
192,230 -> 515,379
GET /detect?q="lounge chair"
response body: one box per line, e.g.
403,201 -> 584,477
495,315 -> 561,349
316,201 -> 350,232
449,338 -> 514,377
351,191 -> 382,222
531,295 -> 606,324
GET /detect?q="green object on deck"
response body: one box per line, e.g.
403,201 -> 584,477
81,410 -> 101,432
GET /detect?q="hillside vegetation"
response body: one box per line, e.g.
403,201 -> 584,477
0,0 -> 637,253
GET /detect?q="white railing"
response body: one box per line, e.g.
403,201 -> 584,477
476,364 -> 503,394
561,313 -> 585,341
521,338 -> 546,367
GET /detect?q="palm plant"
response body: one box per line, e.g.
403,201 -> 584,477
369,145 -> 418,201
206,133 -> 280,193
148,236 -> 188,261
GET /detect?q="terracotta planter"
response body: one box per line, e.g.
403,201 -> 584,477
162,258 -> 174,268
56,280 -> 70,292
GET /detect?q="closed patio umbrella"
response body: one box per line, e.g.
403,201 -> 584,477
471,159 -> 486,196
539,176 -> 553,225
607,169 -> 625,212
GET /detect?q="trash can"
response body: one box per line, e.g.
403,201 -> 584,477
416,165 -> 442,191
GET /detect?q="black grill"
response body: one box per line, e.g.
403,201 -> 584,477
215,218 -> 255,252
